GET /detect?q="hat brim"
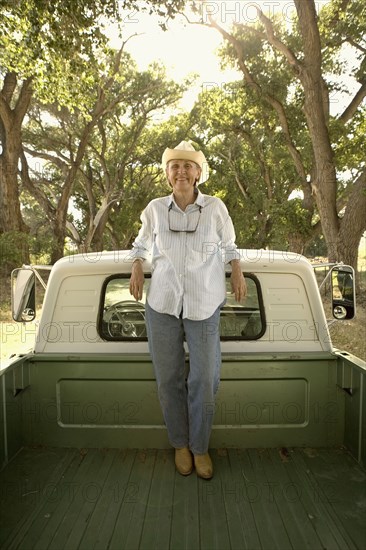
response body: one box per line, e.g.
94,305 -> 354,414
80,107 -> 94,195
162,148 -> 209,185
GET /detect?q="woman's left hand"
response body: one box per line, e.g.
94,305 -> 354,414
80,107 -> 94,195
230,260 -> 247,302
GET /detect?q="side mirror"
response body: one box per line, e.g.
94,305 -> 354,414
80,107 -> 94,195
331,265 -> 355,320
11,268 -> 36,322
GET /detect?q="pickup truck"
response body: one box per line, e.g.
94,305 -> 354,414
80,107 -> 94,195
1,249 -> 365,550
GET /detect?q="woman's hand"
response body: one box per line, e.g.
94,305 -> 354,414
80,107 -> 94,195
129,260 -> 145,300
230,260 -> 247,302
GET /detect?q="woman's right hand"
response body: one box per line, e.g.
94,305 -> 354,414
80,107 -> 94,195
129,260 -> 145,300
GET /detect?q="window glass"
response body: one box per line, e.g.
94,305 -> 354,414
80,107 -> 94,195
221,276 -> 265,340
99,277 -> 150,340
99,274 -> 265,341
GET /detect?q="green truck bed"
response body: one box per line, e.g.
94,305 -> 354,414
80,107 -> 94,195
1,351 -> 365,549
1,445 -> 365,550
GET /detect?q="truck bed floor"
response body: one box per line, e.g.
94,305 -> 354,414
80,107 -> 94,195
0,446 -> 365,550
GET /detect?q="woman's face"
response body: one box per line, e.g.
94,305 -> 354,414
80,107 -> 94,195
166,159 -> 201,191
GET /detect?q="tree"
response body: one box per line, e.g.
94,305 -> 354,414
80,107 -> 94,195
21,53 -> 186,260
191,79 -> 317,253
68,66 -> 188,253
0,0 -> 187,264
0,0 -> 116,260
192,0 -> 366,271
106,112 -> 196,249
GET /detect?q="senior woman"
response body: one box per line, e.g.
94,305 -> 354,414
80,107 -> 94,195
129,141 -> 246,479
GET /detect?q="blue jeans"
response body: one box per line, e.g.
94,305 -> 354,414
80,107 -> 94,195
145,301 -> 221,455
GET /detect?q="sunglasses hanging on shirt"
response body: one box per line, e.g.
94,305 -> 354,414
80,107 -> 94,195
168,204 -> 202,233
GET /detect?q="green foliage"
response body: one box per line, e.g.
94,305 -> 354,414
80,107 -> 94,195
0,0 -> 188,109
0,231 -> 29,273
333,107 -> 366,171
21,51 -> 188,254
191,80 -> 314,251
191,0 -> 365,260
319,0 -> 366,59
0,0 -> 113,107
21,191 -> 55,264
106,112 -> 195,245
0,0 -> 191,260
305,234 -> 328,258
2,0 -> 364,261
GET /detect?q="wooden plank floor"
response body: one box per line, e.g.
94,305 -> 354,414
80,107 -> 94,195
0,447 -> 365,549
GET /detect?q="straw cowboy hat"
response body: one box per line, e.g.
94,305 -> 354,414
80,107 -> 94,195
162,141 -> 209,185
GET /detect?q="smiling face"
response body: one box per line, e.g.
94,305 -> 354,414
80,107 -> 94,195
166,159 -> 201,191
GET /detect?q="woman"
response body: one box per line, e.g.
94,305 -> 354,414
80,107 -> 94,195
129,141 -> 246,478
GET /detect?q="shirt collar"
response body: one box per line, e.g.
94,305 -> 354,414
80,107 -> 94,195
167,188 -> 205,208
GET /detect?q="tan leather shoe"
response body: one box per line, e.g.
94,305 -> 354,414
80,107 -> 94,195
175,447 -> 193,476
194,453 -> 213,479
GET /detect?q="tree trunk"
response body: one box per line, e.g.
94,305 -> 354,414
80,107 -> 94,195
293,0 -> 366,274
88,208 -> 111,251
0,143 -> 27,234
79,212 -> 109,253
0,73 -> 32,265
50,216 -> 67,265
294,0 -> 340,261
336,170 -> 366,288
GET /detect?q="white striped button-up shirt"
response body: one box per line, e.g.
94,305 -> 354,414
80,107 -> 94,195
130,189 -> 240,320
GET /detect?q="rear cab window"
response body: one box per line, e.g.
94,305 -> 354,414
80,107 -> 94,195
98,274 -> 265,341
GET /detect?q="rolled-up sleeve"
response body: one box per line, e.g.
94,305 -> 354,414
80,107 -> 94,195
129,206 -> 153,260
218,203 -> 241,264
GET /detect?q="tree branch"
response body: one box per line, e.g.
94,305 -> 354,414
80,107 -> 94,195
265,95 -> 308,184
82,163 -> 98,224
337,168 -> 366,248
293,0 -> 322,73
220,150 -> 250,200
346,37 -> 366,54
109,33 -> 143,77
1,71 -> 17,104
23,146 -> 69,173
201,8 -> 308,189
14,78 -> 33,125
66,220 -> 81,244
0,73 -> 16,129
339,80 -> 366,123
205,15 -> 260,91
256,8 -> 301,73
19,150 -> 56,218
235,128 -> 274,200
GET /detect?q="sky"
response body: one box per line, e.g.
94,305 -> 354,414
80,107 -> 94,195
109,8 -> 241,111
